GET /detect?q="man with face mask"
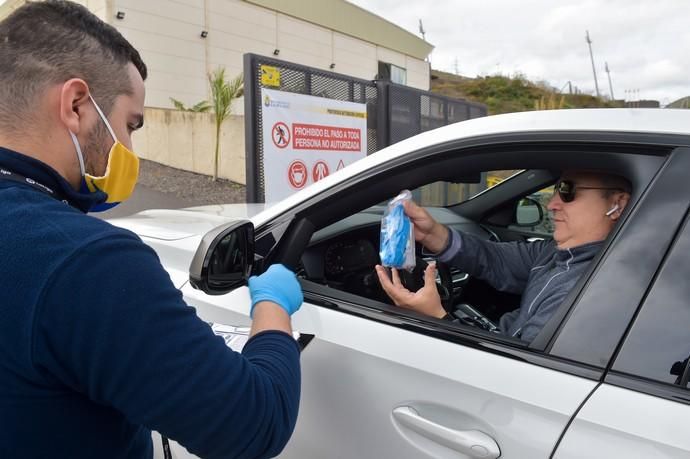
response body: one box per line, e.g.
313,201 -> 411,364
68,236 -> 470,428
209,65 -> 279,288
0,2 -> 302,458
376,170 -> 632,343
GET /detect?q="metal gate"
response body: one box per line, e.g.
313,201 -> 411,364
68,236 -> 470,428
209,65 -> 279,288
244,53 -> 487,203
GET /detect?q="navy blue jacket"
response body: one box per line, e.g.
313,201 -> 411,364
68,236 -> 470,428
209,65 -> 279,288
0,147 -> 300,458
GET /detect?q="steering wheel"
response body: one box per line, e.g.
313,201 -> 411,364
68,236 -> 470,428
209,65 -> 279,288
398,259 -> 501,333
397,257 -> 455,313
376,257 -> 501,333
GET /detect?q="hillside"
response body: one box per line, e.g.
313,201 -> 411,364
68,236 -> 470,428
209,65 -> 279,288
667,96 -> 690,109
430,69 -> 621,115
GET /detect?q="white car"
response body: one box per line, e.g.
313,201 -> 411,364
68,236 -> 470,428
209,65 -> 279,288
111,109 -> 690,459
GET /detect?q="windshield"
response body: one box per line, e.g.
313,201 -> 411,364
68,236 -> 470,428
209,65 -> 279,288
412,169 -> 524,207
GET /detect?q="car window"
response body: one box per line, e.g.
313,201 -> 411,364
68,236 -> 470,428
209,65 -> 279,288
412,169 -> 522,207
306,168 -> 556,341
412,171 -> 554,237
611,212 -> 690,388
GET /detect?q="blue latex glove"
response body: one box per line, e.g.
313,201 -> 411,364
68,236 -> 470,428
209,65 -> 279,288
248,264 -> 303,317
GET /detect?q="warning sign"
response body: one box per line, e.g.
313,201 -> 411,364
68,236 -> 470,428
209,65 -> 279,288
260,65 -> 281,87
288,160 -> 308,189
293,124 -> 361,151
261,88 -> 367,203
272,122 -> 290,148
312,161 -> 330,182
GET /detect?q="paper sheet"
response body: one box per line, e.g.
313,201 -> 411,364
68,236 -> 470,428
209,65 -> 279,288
211,323 -> 300,352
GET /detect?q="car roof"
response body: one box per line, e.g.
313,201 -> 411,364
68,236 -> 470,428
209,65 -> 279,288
253,108 -> 690,225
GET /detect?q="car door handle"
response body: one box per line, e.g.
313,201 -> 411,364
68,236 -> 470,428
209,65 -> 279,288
392,406 -> 500,458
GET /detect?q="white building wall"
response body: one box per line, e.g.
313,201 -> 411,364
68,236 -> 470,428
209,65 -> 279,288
206,0 -> 276,75
132,109 -> 246,184
276,14 -> 332,70
333,32 -> 377,82
406,55 -> 431,90
376,47 -> 406,70
110,0 -> 429,111
111,0 -> 208,110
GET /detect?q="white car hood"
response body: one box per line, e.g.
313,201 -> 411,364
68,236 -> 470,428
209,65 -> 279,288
108,204 -> 266,288
108,204 -> 267,240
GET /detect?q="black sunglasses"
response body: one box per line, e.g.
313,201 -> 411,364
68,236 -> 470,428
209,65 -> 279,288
554,180 -> 625,203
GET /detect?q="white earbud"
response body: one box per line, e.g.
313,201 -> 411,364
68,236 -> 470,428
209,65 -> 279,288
605,204 -> 620,216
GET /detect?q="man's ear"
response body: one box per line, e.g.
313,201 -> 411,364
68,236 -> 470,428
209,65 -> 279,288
59,79 -> 90,135
611,193 -> 631,220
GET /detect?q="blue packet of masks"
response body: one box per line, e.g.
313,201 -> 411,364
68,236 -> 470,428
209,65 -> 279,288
379,190 -> 415,271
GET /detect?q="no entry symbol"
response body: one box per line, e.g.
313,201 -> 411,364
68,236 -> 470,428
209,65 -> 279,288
312,160 -> 330,182
288,160 -> 308,189
272,122 -> 290,148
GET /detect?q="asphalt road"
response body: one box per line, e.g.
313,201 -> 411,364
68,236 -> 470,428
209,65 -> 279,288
91,159 -> 246,220
95,184 -> 198,220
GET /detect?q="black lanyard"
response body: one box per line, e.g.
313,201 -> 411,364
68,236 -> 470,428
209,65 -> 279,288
161,436 -> 172,459
0,167 -> 69,204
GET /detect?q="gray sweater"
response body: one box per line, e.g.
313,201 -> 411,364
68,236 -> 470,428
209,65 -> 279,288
440,228 -> 603,342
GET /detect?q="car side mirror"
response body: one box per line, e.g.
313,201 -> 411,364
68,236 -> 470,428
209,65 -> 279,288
189,220 -> 255,295
515,196 -> 544,227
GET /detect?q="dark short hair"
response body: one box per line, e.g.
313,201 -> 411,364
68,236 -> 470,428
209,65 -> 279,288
0,0 -> 147,131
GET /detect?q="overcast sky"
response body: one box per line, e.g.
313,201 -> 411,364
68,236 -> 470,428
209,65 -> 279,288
349,0 -> 689,105
2,0 -> 685,104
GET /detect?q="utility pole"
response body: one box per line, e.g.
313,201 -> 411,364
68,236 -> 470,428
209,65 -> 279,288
585,30 -> 601,98
454,57 -> 459,75
605,62 -> 615,100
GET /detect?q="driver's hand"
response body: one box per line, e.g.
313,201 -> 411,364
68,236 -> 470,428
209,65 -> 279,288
403,200 -> 450,254
375,263 -> 446,319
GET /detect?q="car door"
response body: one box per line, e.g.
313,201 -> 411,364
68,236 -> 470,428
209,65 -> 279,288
280,290 -> 599,459
175,270 -> 598,459
553,210 -> 690,459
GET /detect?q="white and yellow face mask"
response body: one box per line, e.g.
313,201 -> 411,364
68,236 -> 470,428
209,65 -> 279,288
69,94 -> 139,212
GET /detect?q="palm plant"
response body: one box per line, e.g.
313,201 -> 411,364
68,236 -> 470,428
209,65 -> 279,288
169,98 -> 212,112
209,68 -> 243,181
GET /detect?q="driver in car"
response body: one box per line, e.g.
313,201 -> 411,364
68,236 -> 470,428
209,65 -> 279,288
375,171 -> 631,343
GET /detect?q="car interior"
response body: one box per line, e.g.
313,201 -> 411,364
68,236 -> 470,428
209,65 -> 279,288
258,141 -> 667,346
297,168 -> 555,333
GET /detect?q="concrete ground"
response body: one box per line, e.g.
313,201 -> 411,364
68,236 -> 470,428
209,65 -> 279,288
96,183 -> 197,219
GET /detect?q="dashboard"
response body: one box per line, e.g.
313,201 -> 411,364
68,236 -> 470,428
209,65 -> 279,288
324,238 -> 379,277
